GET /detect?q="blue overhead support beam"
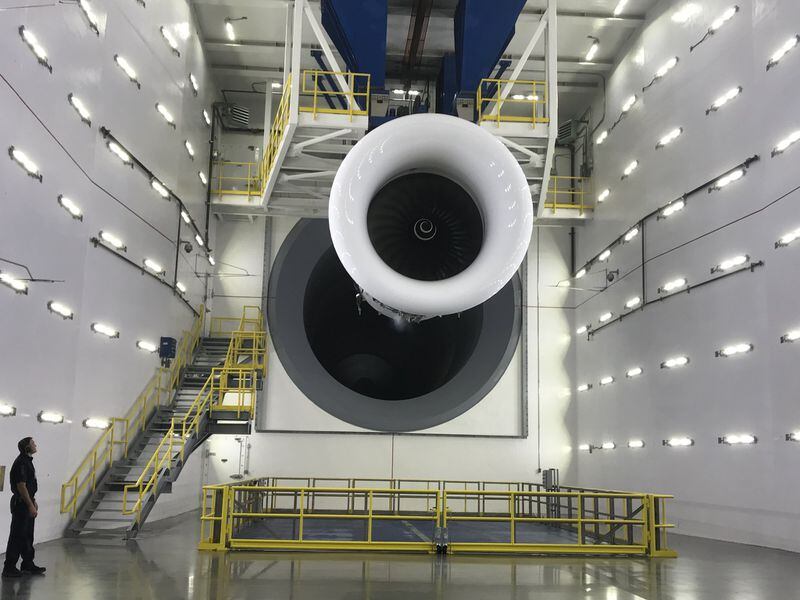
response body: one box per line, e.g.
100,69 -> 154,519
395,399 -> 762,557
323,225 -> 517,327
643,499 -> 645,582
436,53 -> 459,115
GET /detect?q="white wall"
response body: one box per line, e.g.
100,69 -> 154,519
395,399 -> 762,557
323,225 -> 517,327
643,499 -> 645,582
0,0 -> 216,543
572,0 -> 800,551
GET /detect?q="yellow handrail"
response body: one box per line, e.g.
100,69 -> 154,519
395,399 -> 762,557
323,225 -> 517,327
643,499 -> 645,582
261,74 -> 293,191
212,161 -> 261,198
299,69 -> 370,120
477,78 -> 549,126
544,175 -> 593,214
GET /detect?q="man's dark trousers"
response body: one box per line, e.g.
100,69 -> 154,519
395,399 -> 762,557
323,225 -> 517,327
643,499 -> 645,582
4,497 -> 35,570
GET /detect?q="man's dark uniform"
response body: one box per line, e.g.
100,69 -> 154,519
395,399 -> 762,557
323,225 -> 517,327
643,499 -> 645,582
3,452 -> 38,571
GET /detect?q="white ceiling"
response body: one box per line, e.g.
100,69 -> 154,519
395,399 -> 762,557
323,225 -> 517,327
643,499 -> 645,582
190,0 -> 661,128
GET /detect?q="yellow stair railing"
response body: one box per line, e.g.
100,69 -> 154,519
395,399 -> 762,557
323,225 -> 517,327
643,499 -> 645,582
477,78 -> 549,126
60,306 -> 205,519
544,175 -> 593,214
299,69 -> 370,120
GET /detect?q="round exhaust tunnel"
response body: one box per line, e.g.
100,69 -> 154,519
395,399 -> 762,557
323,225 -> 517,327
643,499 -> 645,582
267,219 -> 522,432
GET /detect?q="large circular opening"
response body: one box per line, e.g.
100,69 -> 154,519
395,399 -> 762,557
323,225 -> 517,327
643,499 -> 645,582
367,173 -> 483,281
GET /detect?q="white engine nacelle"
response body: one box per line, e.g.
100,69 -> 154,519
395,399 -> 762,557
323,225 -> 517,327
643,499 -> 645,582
328,113 -> 533,319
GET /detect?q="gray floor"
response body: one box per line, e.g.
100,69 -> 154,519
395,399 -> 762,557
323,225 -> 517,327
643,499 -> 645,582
2,510 -> 800,599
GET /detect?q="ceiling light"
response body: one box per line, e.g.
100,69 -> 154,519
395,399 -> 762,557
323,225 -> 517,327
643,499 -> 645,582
198,171 -> 208,185
176,22 -> 191,40
0,403 -> 16,417
143,258 -> 165,275
578,443 -> 591,451
621,95 -> 637,113
38,411 -> 64,424
91,322 -> 119,338
599,376 -> 614,386
526,94 -> 539,101
160,26 -> 180,56
576,325 -> 589,335
272,81 -> 283,89
68,93 -> 91,125
656,127 -> 683,149
184,140 -> 195,158
709,169 -> 745,192
624,226 -> 639,242
661,355 -> 689,369
99,230 -> 126,251
672,3 -> 701,23
107,140 -> 132,165
181,210 -> 191,224
156,103 -> 175,126
626,366 -> 643,378
195,234 -> 205,247
83,417 -> 110,429
780,330 -> 800,343
710,5 -> 739,32
601,441 -> 616,450
786,431 -> 800,442
719,433 -> 756,445
625,296 -> 641,309
655,57 -> 679,79
224,19 -> 236,41
628,439 -> 645,448
776,227 -> 800,248
659,199 -> 685,218
613,0 -> 628,16
0,272 -> 28,294
707,86 -> 742,113
512,94 -> 524,100
203,109 -> 211,126
716,342 -> 753,357
659,277 -> 687,293
621,160 -> 639,178
176,281 -> 187,294
711,254 -> 748,273
189,73 -> 199,94
392,89 -> 406,95
577,383 -> 592,392
114,54 -> 140,88
585,38 -> 600,62
598,249 -> 611,261
8,146 -> 42,181
596,130 -> 608,145
772,130 -> 800,157
19,26 -> 51,72
150,178 -> 170,198
78,0 -> 100,34
47,301 -> 74,319
767,35 -> 799,70
599,312 -> 613,323
208,255 -> 216,266
408,89 -> 421,97
575,268 -> 586,279
598,189 -> 610,202
136,340 -> 157,353
663,437 -> 694,447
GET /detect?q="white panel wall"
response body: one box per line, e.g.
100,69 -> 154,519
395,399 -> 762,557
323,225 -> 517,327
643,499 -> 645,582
572,0 -> 800,551
0,0 -> 216,543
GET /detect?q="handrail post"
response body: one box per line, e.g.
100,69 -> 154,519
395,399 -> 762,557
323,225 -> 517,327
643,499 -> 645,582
367,490 -> 373,542
577,493 -> 583,545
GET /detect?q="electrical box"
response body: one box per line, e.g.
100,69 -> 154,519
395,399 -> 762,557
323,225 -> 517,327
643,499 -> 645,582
455,95 -> 475,121
370,91 -> 389,117
159,336 -> 177,367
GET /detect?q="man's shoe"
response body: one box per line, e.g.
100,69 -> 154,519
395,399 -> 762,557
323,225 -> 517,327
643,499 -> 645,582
20,564 -> 46,575
2,567 -> 23,578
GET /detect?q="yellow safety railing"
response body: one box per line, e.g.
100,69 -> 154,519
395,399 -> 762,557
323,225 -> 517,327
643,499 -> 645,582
299,69 -> 370,120
60,306 -> 205,519
544,175 -> 593,214
212,161 -> 262,198
477,79 -> 549,126
261,74 -> 293,189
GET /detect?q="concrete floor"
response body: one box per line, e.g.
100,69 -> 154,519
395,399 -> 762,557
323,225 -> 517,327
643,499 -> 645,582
2,510 -> 800,599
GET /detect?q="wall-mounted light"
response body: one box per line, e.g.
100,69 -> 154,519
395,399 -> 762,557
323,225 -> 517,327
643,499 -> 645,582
575,267 -> 587,279
621,160 -> 638,179
663,437 -> 694,447
597,189 -> 610,203
598,311 -> 613,323
585,36 -> 600,62
780,330 -> 799,343
512,94 -> 525,100
203,109 -> 211,126
136,339 -> 157,353
272,81 -> 282,89
628,439 -> 645,448
198,171 -> 208,185
576,325 -> 589,335
656,127 -> 683,149
577,383 -> 592,392
83,417 -> 110,430
624,296 -> 641,309
99,230 -> 127,252
621,95 -> 637,114
19,26 -> 52,72
709,168 -> 744,192
0,403 -> 17,417
0,272 -> 28,295
176,281 -> 187,294
91,322 -> 119,338
224,18 -> 236,41
659,277 -> 687,294
672,3 -> 701,23
613,0 -> 628,16
661,355 -> 689,369
208,255 -> 216,266
706,86 -> 741,114
596,130 -> 608,145
659,199 -> 685,219
8,146 -> 42,181
194,234 -> 205,247
181,210 -> 191,224
775,227 -> 800,248
767,35 -> 799,70
598,249 -> 611,262
711,254 -> 748,273
107,140 -> 132,165
599,375 -> 614,386
47,301 -> 74,320
78,0 -> 100,34
67,93 -> 92,126
718,433 -> 756,445
655,56 -> 678,79
578,443 -> 591,451
150,178 -> 170,199
189,73 -> 199,95
716,342 -> 753,357
114,54 -> 140,88
159,26 -> 180,56
710,5 -> 739,32
600,441 -> 616,450
143,258 -> 165,275
55,195 -> 82,221
155,103 -> 176,127
626,366 -> 643,378
624,226 -> 639,242
786,431 -> 800,442
38,411 -> 65,424
184,140 -> 195,159
772,130 -> 800,157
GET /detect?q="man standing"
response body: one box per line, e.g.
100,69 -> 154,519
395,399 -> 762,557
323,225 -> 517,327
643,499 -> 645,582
2,437 -> 46,578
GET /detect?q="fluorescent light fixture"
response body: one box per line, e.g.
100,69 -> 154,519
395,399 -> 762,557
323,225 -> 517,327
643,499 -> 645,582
599,376 -> 614,386
391,89 -> 405,95
576,325 -> 588,335
176,22 -> 191,40
710,5 -> 739,32
672,3 -> 701,23
707,86 -> 742,113
136,339 -> 157,353
184,140 -> 195,158
91,322 -> 119,338
598,249 -> 611,261
655,57 -> 679,79
780,330 -> 800,343
47,301 -> 74,319
176,281 -> 187,294
661,355 -> 689,369
143,258 -> 165,275
601,441 -> 616,450
68,93 -> 91,125
624,226 -> 639,242
613,0 -> 628,16
578,443 -> 591,451
628,439 -> 645,448
719,433 -> 756,445
224,19 -> 236,41
195,234 -> 205,247
596,130 -> 608,145
78,0 -> 100,33
767,35 -> 799,70
621,95 -> 637,113
526,94 -> 539,101
272,81 -> 283,89
0,403 -> 16,417
198,171 -> 208,185
408,90 -> 421,97
599,312 -> 613,323
208,255 -> 216,266
772,130 -> 800,157
659,277 -> 687,294
0,272 -> 28,294
621,160 -> 639,178
8,146 -> 42,181
114,54 -> 139,87
776,227 -> 800,247
189,73 -> 199,94
512,94 -> 524,100
716,342 -> 753,357
585,38 -> 600,62
150,178 -> 170,198
107,140 -> 131,165
626,366 -> 643,378
663,437 -> 694,447
38,411 -> 64,424
624,296 -> 641,309
156,103 -> 175,126
160,26 -> 180,55
577,383 -> 592,392
656,127 -> 683,149
660,199 -> 685,218
787,431 -> 800,442
181,210 -> 191,224
203,109 -> 211,126
99,230 -> 126,251
575,268 -> 586,279
83,417 -> 110,430
598,189 -> 610,202
19,26 -> 51,72
711,254 -> 748,273
711,169 -> 745,192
